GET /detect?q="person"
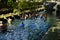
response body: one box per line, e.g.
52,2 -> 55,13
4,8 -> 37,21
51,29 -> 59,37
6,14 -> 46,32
0,21 -> 7,32
32,11 -> 37,19
21,14 -> 25,21
7,18 -> 12,26
35,13 -> 38,18
42,14 -> 46,21
40,13 -> 46,22
0,21 -> 3,32
25,14 -> 28,20
19,22 -> 24,29
29,14 -> 32,19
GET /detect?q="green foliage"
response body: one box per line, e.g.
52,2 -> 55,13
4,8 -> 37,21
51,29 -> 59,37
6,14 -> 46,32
13,9 -> 18,13
40,0 -> 43,2
47,0 -> 51,1
12,2 -> 17,8
7,0 -> 17,8
7,0 -> 38,12
17,1 -> 29,10
13,9 -> 22,15
7,0 -> 13,7
29,2 -> 38,11
17,1 -> 38,11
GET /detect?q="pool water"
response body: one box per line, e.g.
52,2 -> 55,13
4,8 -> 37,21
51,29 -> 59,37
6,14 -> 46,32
0,12 -> 49,40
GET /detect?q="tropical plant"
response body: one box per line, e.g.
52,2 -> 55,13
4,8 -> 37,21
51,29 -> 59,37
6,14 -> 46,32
7,0 -> 13,8
7,0 -> 17,8
17,1 -> 38,12
7,0 -> 38,13
17,1 -> 29,11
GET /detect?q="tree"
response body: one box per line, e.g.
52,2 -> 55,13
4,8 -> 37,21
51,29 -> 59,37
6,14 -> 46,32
7,0 -> 17,8
17,1 -> 28,10
7,0 -> 13,8
17,0 -> 38,12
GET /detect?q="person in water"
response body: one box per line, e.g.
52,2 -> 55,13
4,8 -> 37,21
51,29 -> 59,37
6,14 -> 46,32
40,14 -> 46,22
32,11 -> 37,19
21,14 -> 25,21
7,18 -> 12,26
29,14 -> 32,19
0,21 -> 7,33
25,14 -> 28,20
19,22 -> 24,29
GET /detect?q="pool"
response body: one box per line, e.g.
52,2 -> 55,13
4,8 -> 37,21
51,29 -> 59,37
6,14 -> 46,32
0,12 -> 49,40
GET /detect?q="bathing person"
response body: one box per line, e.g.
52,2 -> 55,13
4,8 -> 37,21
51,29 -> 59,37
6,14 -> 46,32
0,21 -> 3,32
29,14 -> 32,19
0,21 -> 7,32
32,13 -> 35,19
19,22 -> 24,29
35,13 -> 38,18
40,14 -> 46,21
32,11 -> 37,19
7,18 -> 12,26
42,14 -> 46,21
25,14 -> 28,20
21,14 -> 25,21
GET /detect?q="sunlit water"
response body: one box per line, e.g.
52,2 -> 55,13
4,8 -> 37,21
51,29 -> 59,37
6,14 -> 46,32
0,12 -> 49,40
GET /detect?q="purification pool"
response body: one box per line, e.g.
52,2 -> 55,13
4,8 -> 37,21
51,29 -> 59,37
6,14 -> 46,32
0,11 -> 50,40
